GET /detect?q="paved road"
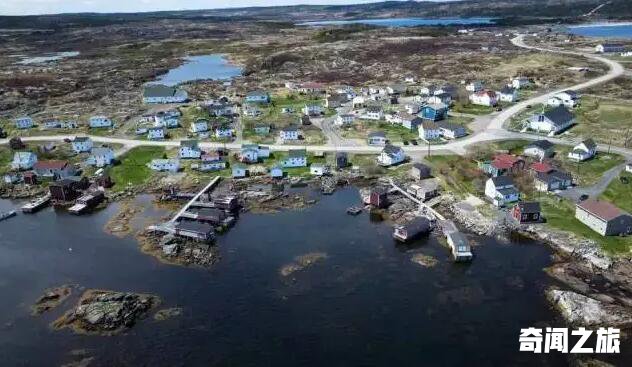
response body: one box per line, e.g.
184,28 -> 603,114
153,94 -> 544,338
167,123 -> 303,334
1,35 -> 630,159
559,162 -> 627,202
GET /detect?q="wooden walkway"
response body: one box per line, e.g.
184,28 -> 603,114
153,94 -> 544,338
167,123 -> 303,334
388,178 -> 445,221
170,176 -> 221,223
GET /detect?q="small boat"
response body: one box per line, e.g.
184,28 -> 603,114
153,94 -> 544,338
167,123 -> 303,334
21,194 -> 51,213
0,210 -> 17,222
346,207 -> 363,215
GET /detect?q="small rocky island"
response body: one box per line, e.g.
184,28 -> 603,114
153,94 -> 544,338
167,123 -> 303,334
52,290 -> 160,335
31,285 -> 73,315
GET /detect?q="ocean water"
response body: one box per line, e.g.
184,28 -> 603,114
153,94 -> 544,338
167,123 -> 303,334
568,23 -> 632,39
0,188 -> 628,366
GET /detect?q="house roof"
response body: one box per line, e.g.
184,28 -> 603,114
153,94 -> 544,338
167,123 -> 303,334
282,126 -> 298,132
336,152 -> 348,158
91,147 -> 113,156
412,163 -> 431,171
403,217 -> 431,234
517,201 -> 541,214
580,138 -> 597,150
421,120 -> 440,130
366,106 -> 383,113
536,170 -> 572,184
288,149 -> 307,158
527,139 -> 554,150
491,159 -> 513,170
14,151 -> 36,160
246,90 -> 268,97
368,131 -> 386,138
143,84 -> 179,98
425,103 -> 447,111
577,199 -> 628,221
499,86 -> 516,94
436,122 -> 465,132
544,106 -> 574,126
180,140 -> 199,148
73,137 -> 91,142
476,90 -> 497,98
383,144 -> 403,155
490,176 -> 513,187
530,162 -> 553,173
561,89 -> 579,98
175,220 -> 213,234
34,160 -> 69,170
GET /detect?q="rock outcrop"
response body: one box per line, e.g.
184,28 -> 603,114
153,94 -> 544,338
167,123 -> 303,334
547,289 -> 632,327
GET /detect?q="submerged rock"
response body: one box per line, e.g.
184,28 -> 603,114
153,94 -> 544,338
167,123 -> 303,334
31,285 -> 73,315
547,289 -> 632,327
280,252 -> 328,277
154,307 -> 183,321
52,289 -> 160,335
410,254 -> 438,268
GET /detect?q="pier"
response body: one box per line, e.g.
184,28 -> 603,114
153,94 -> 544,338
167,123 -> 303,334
388,178 -> 445,221
170,176 -> 221,223
21,194 -> 51,213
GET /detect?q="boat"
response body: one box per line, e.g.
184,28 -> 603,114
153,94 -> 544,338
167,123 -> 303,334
0,210 -> 17,222
346,207 -> 363,215
21,194 -> 51,213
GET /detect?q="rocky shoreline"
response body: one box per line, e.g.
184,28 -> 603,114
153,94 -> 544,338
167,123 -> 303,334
136,231 -> 220,268
443,196 -> 632,328
31,285 -> 73,315
52,289 -> 160,336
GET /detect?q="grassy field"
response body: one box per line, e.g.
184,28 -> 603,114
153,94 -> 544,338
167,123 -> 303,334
340,119 -> 418,142
565,97 -> 632,148
451,102 -> 495,115
106,146 -> 166,191
425,154 -> 486,197
0,146 -> 11,175
557,148 -> 625,186
600,172 -> 632,214
537,194 -> 632,255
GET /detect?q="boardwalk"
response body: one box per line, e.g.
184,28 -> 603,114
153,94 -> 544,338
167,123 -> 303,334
388,178 -> 445,221
170,176 -> 221,223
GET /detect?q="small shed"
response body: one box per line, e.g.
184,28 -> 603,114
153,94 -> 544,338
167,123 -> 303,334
410,163 -> 432,180
232,165 -> 248,178
270,166 -> 284,178
335,152 -> 348,169
393,217 -> 431,242
369,188 -> 388,209
512,202 -> 542,224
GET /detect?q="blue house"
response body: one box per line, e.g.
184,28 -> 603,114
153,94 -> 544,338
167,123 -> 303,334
420,103 -> 448,122
245,90 -> 270,104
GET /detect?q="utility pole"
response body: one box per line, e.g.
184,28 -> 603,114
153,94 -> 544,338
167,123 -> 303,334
608,136 -> 612,154
624,127 -> 630,148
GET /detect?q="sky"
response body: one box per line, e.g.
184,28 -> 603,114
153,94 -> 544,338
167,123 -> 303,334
0,0 -> 430,16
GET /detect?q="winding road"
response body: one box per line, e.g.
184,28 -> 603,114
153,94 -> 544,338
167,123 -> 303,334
1,35 -> 630,159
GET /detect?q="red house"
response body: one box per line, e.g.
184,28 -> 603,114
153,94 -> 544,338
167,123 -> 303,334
369,189 -> 388,208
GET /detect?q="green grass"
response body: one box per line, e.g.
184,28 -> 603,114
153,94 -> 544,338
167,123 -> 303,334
451,103 -> 495,115
426,155 -> 486,197
106,146 -> 165,191
340,119 -> 418,142
566,97 -> 632,148
0,146 -> 11,175
600,172 -> 632,214
537,194 -> 632,255
557,148 -> 625,186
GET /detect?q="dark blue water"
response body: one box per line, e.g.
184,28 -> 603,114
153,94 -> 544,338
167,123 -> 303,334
568,23 -> 632,39
152,54 -> 242,86
299,17 -> 494,27
0,188 -> 625,366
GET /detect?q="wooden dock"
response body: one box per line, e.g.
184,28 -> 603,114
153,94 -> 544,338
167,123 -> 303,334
21,194 -> 51,213
170,176 -> 222,223
388,178 -> 445,221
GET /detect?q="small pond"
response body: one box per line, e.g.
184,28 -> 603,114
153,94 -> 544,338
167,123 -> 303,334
152,54 -> 242,86
298,17 -> 495,27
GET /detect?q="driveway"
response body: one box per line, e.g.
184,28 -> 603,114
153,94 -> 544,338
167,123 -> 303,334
558,162 -> 627,202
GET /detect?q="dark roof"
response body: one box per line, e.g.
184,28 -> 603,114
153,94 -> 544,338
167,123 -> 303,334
517,201 -> 541,214
180,140 -> 199,148
577,199 -> 628,221
368,131 -> 386,138
412,163 -> 431,171
436,122 -> 465,132
335,152 -> 348,158
366,106 -> 382,113
288,149 -> 306,158
143,84 -> 179,98
561,90 -> 579,98
73,137 -> 90,142
536,170 -> 572,184
499,86 -> 516,94
581,138 -> 597,150
491,176 -> 513,187
544,106 -> 574,126
282,126 -> 299,132
175,220 -> 214,234
383,144 -> 402,155
498,187 -> 519,196
527,140 -> 554,150
403,217 -> 431,234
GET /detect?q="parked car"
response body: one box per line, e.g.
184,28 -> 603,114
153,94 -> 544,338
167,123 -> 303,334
579,194 -> 589,202
410,140 -> 418,145
403,140 -> 409,146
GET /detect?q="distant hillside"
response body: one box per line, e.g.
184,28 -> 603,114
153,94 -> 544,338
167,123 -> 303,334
0,0 -> 630,29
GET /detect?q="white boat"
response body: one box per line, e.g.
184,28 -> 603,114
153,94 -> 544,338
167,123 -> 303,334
0,210 -> 17,221
21,194 -> 51,213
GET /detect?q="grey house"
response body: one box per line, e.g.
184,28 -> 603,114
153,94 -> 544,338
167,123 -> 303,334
576,199 -> 632,236
410,163 -> 432,180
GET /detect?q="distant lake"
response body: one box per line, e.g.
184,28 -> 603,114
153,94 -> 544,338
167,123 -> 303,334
153,54 -> 242,86
299,17 -> 495,27
568,23 -> 632,39
17,51 -> 80,65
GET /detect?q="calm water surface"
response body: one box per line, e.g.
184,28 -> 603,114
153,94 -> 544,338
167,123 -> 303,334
299,17 -> 494,27
152,54 -> 242,86
568,23 -> 632,39
0,188 -> 627,366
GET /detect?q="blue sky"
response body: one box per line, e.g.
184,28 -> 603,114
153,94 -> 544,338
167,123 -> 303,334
1,0 -> 431,16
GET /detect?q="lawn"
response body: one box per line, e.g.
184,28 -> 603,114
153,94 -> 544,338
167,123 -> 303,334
557,148 -> 625,186
600,172 -> 632,214
340,119 -> 419,142
451,102 -> 495,115
0,146 -> 11,175
425,154 -> 486,197
537,194 -> 632,255
106,146 -> 166,191
566,97 -> 632,148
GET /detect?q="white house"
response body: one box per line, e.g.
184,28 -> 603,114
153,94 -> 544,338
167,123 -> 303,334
279,127 -> 300,141
367,131 -> 387,146
596,44 -> 625,53
377,145 -> 405,166
154,110 -> 180,128
527,106 -> 575,135
147,127 -> 165,140
364,106 -> 384,121
199,156 -> 226,172
485,176 -> 520,207
149,159 -> 180,172
548,90 -> 580,108
386,84 -> 406,95
418,121 -> 442,141
11,151 -> 37,170
71,137 -> 93,153
310,163 -> 330,176
469,90 -> 498,107
179,140 -> 202,159
626,162 -> 632,173
466,81 -> 484,92
214,126 -> 233,139
190,119 -> 209,134
14,117 -> 34,129
404,76 -> 416,84
352,96 -> 366,108
242,104 -> 261,118
511,77 -> 531,89
335,114 -> 355,126
42,119 -> 61,129
142,84 -> 188,104
523,140 -> 555,160
281,149 -> 307,168
405,103 -> 421,114
302,104 -> 324,116
270,165 -> 284,178
86,147 -> 115,167
497,86 -> 519,103
89,116 -> 113,128
568,139 -> 597,161
419,85 -> 436,96
240,144 -> 270,163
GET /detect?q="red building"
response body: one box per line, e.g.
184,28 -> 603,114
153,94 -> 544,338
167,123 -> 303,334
369,189 -> 388,209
